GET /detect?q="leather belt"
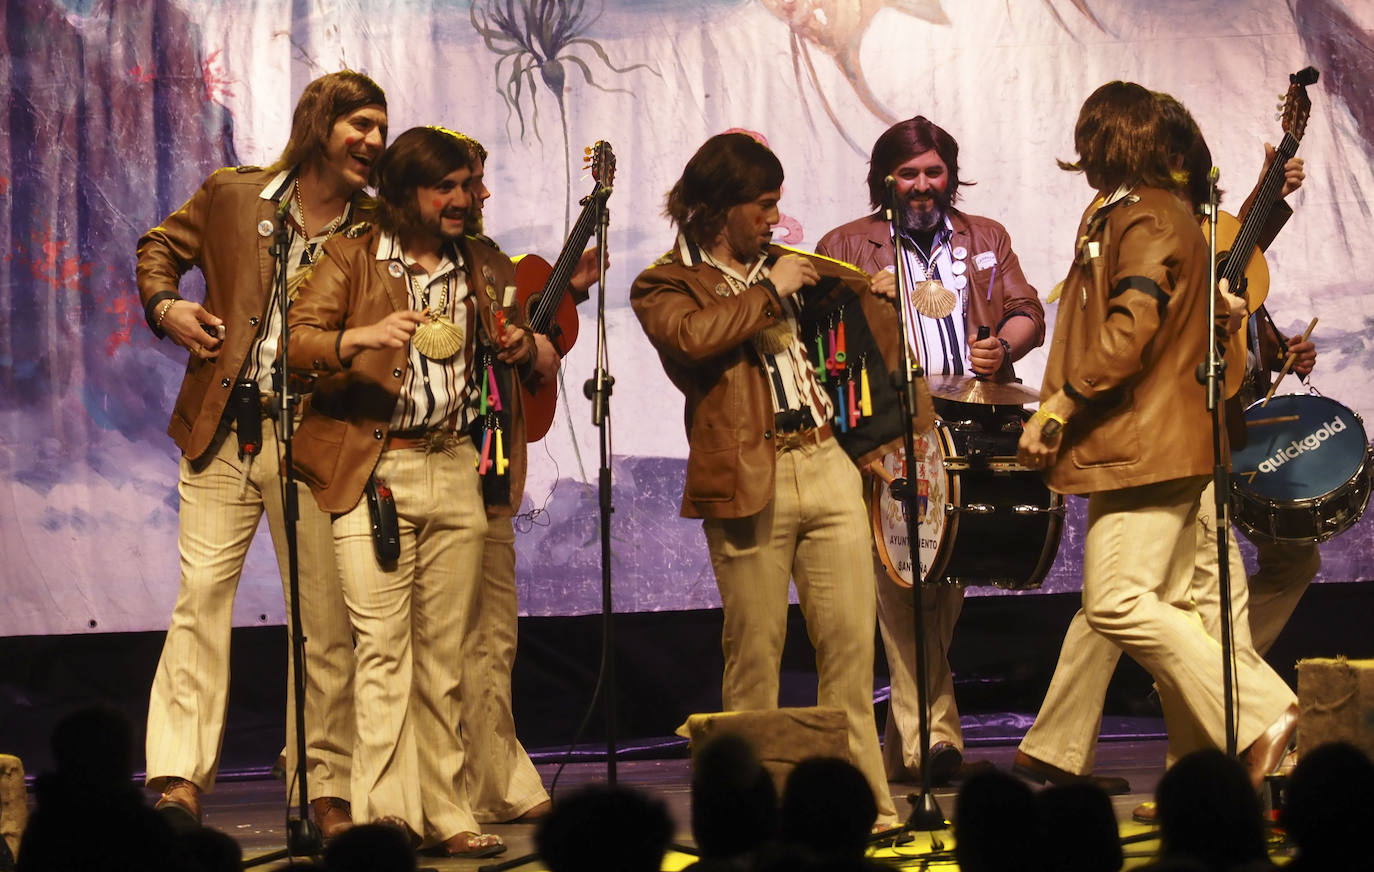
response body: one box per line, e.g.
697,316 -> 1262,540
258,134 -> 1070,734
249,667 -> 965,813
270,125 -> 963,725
774,422 -> 833,452
385,428 -> 467,452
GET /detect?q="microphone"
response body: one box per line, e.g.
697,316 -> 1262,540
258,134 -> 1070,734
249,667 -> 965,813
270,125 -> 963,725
883,175 -> 898,222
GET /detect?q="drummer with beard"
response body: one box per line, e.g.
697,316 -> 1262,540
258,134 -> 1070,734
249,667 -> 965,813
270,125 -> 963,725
816,115 -> 1045,786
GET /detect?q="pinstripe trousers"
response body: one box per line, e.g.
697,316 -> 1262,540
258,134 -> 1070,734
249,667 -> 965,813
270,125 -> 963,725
1019,476 -> 1295,774
461,515 -> 549,823
704,437 -> 897,825
145,421 -> 354,800
333,441 -> 487,843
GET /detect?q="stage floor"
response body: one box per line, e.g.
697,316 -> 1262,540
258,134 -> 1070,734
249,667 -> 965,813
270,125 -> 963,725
209,737 -> 1257,870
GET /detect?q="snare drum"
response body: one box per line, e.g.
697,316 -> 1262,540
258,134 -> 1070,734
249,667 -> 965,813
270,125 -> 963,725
1230,394 -> 1373,544
872,414 -> 1064,589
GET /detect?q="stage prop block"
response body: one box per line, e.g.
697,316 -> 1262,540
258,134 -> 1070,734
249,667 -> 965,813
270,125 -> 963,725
1296,657 -> 1374,759
679,706 -> 850,794
0,754 -> 25,864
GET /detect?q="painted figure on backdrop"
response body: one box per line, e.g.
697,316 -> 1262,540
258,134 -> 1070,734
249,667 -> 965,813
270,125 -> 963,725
1017,90 -> 1320,816
136,70 -> 387,837
815,115 -> 1044,787
1014,81 -> 1298,798
631,132 -> 902,828
455,134 -> 603,825
287,126 -> 532,857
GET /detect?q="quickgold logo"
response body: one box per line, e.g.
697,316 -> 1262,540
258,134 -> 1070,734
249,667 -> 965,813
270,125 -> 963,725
1257,416 -> 1348,474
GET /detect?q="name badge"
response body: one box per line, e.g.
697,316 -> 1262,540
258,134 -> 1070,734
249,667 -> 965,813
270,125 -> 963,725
973,251 -> 997,271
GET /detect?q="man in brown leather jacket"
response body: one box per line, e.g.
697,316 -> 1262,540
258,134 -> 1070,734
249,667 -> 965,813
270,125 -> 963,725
631,132 -> 897,827
816,116 -> 1045,787
288,126 -> 528,858
1017,81 -> 1297,792
135,71 -> 386,834
1019,92 -> 1319,816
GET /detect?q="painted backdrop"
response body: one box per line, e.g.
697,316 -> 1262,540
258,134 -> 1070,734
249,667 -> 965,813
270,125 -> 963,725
2,0 -> 1371,635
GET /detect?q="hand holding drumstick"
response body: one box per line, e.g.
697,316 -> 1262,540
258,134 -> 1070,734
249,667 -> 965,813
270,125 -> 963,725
1261,317 -> 1318,407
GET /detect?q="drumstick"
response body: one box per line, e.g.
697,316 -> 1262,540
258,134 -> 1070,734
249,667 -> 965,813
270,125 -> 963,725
867,460 -> 896,484
1261,317 -> 1317,408
1246,414 -> 1300,428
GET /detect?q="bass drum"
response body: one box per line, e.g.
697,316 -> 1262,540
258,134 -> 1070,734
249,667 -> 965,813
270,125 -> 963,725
1230,393 -> 1373,544
871,414 -> 1064,589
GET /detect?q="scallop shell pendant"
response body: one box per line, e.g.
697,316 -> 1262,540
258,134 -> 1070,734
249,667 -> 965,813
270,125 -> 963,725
412,315 -> 464,360
753,320 -> 794,355
910,279 -> 958,319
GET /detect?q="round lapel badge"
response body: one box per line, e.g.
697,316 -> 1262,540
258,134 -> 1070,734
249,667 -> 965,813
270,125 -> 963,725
257,219 -> 274,238
952,246 -> 967,260
388,262 -> 405,278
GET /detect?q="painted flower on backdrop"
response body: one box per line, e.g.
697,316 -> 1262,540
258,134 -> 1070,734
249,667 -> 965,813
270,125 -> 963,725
471,0 -> 659,235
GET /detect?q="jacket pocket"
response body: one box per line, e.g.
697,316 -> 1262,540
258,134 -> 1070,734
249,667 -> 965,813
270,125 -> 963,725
685,438 -> 738,504
1069,405 -> 1141,469
293,414 -> 347,491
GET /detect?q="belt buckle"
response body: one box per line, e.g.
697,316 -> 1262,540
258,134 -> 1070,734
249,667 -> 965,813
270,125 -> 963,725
423,428 -> 459,453
776,428 -> 807,452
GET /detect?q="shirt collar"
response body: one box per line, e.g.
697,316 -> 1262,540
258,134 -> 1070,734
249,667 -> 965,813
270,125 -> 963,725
376,229 -> 463,279
259,168 -> 295,202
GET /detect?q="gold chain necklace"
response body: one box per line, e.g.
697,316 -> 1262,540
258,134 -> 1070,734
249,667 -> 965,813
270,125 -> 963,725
284,180 -> 347,301
409,271 -> 464,360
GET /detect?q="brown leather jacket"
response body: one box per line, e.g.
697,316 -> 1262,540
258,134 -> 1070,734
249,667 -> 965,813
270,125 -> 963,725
631,240 -> 928,519
137,166 -> 349,461
814,209 -> 1046,377
287,226 -> 531,515
1043,186 -> 1218,495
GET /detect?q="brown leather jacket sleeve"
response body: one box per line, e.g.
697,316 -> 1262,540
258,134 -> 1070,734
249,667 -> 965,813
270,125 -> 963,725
1063,205 -> 1184,403
136,170 -> 223,332
288,236 -> 359,373
631,270 -> 785,364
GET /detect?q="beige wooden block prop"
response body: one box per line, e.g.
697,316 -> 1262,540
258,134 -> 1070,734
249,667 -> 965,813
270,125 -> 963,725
678,707 -> 850,795
0,754 -> 26,863
1296,657 -> 1374,759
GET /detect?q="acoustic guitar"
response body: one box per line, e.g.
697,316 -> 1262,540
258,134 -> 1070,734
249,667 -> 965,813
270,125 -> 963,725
513,141 -> 615,442
1214,67 -> 1316,398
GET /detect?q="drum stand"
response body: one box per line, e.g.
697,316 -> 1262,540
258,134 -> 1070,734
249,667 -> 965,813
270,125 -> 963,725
1197,168 -> 1239,756
876,178 -> 945,833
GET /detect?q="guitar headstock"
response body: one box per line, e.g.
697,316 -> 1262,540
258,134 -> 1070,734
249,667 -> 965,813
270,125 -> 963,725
583,141 -> 616,191
1281,66 -> 1318,142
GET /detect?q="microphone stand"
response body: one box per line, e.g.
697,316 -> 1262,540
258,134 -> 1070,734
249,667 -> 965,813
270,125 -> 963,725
1195,166 -> 1239,756
877,176 -> 943,835
583,186 -> 619,784
246,189 -> 323,866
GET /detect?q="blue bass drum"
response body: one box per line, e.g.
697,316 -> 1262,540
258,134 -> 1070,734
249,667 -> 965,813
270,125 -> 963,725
1230,394 -> 1373,544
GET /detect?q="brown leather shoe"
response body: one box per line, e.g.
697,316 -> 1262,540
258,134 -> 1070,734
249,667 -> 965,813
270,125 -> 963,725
155,777 -> 202,828
310,796 -> 353,840
1244,704 -> 1299,791
1012,750 -> 1131,796
1132,800 -> 1157,824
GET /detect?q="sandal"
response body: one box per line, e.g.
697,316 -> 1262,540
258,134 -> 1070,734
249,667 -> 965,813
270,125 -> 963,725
439,831 -> 507,858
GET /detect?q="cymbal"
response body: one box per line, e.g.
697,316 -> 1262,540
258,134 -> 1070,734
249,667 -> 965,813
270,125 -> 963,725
927,374 -> 1041,406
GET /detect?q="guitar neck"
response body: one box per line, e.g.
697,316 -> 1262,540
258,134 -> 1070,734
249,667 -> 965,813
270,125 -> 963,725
1222,131 -> 1300,287
530,194 -> 603,334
